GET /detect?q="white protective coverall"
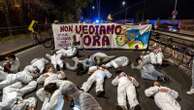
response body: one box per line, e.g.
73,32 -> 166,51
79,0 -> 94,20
105,56 -> 129,69
36,88 -> 64,110
0,65 -> 35,90
149,51 -> 164,65
37,71 -> 66,86
31,58 -> 48,74
112,72 -> 139,109
81,66 -> 112,93
56,47 -> 78,57
145,86 -> 181,110
54,80 -> 102,110
46,53 -> 64,69
3,57 -> 20,73
89,52 -> 115,65
36,80 -> 73,110
0,81 -> 37,110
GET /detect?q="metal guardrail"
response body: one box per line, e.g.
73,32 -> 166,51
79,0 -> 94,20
151,30 -> 194,70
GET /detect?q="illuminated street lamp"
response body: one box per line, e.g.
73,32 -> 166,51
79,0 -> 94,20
172,0 -> 178,19
92,6 -> 95,10
122,1 -> 127,23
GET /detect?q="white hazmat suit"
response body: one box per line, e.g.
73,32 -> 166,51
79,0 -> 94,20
112,72 -> 139,110
145,85 -> 181,110
81,66 -> 112,93
105,56 -> 129,69
0,81 -> 37,110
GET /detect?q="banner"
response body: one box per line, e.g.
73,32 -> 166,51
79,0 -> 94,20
52,23 -> 152,49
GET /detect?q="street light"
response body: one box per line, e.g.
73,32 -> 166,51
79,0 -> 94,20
172,0 -> 178,19
122,1 -> 126,6
122,1 -> 127,24
92,6 -> 95,10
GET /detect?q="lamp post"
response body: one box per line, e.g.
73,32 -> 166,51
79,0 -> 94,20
4,0 -> 12,36
122,1 -> 127,24
172,0 -> 178,19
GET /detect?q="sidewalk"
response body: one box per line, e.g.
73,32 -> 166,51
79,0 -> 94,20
0,34 -> 34,57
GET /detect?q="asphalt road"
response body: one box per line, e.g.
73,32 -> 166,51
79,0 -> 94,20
1,44 -> 194,110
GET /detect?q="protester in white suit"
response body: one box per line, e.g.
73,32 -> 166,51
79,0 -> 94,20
141,44 -> 164,65
46,53 -> 64,70
89,52 -> 115,65
3,54 -> 20,73
81,66 -> 112,96
31,58 -> 49,74
104,56 -> 129,69
112,70 -> 140,110
42,80 -> 102,110
145,81 -> 181,110
56,46 -> 78,57
0,65 -> 38,90
0,81 -> 37,110
36,82 -> 64,110
131,58 -> 168,82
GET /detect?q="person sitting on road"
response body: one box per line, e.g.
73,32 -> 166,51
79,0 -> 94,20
0,81 -> 37,110
112,70 -> 140,110
104,56 -> 129,69
131,57 -> 168,82
141,43 -> 164,65
145,81 -> 181,110
3,54 -> 20,73
81,65 -> 112,97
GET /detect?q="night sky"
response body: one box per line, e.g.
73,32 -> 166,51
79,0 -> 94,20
82,0 -> 194,20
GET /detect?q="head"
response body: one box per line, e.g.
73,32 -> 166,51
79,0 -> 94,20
136,57 -> 143,65
44,83 -> 59,94
43,64 -> 55,73
5,54 -> 16,62
153,81 -> 160,87
61,81 -> 80,99
115,69 -> 123,75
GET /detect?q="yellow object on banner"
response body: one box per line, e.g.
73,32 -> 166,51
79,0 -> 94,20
28,20 -> 38,33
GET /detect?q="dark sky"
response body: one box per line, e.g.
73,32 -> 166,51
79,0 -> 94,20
82,0 -> 194,20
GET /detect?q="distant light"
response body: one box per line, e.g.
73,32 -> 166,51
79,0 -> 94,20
122,1 -> 126,6
92,6 -> 95,10
95,19 -> 100,24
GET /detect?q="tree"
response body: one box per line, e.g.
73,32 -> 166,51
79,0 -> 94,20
40,0 -> 92,23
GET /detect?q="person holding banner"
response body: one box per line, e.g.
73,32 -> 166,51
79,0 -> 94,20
81,66 -> 112,97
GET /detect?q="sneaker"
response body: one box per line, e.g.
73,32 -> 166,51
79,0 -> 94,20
186,89 -> 194,95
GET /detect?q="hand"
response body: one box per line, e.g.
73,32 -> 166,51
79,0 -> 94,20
159,88 -> 169,93
43,74 -> 49,78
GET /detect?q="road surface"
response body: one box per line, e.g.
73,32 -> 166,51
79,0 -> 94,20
1,44 -> 194,110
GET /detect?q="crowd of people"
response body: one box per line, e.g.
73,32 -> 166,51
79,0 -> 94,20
0,44 -> 193,110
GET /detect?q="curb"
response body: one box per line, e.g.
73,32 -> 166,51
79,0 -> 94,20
0,43 -> 35,61
0,39 -> 52,61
